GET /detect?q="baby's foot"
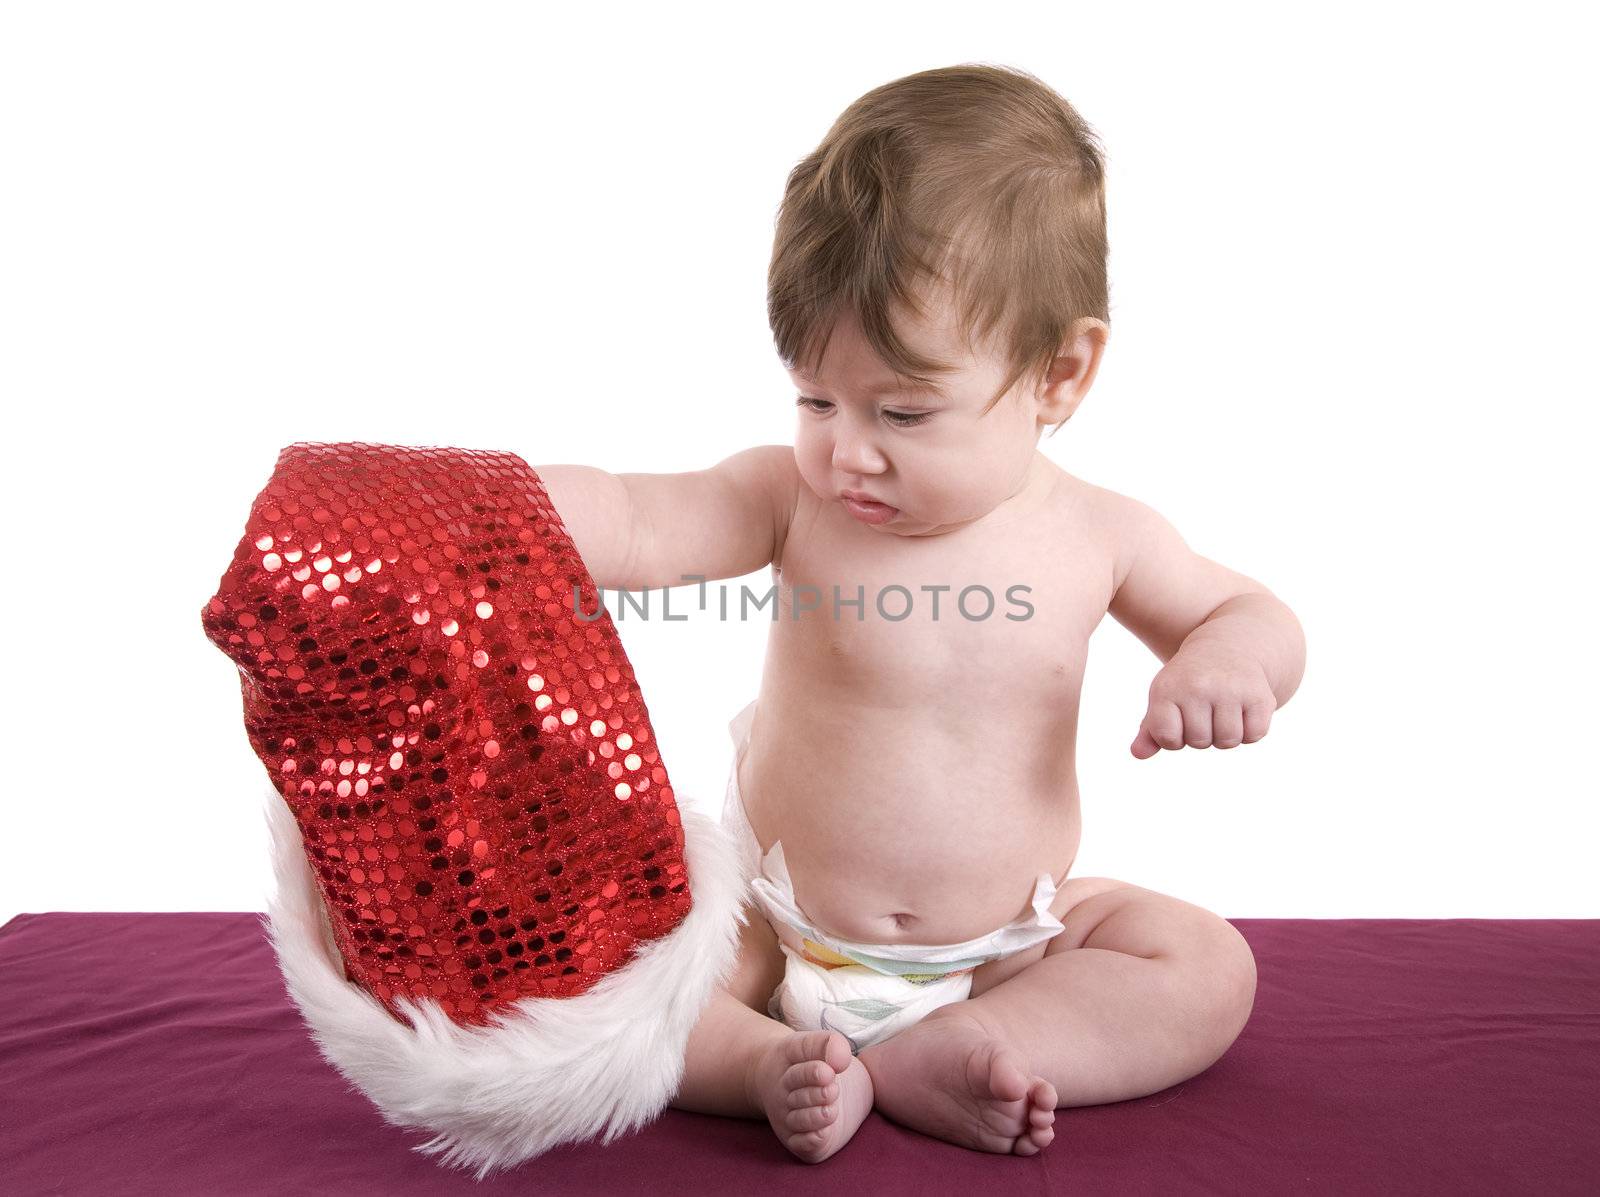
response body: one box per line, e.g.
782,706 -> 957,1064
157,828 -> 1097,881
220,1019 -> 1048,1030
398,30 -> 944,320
747,1029 -> 875,1163
857,1008 -> 1057,1155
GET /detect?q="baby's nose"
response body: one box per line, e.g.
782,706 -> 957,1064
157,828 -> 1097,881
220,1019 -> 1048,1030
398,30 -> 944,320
831,435 -> 886,474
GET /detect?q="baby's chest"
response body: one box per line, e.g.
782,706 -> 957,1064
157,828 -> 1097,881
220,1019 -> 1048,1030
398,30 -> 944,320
772,529 -> 1110,698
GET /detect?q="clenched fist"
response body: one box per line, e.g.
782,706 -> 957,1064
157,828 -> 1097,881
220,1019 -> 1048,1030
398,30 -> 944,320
1131,644 -> 1277,758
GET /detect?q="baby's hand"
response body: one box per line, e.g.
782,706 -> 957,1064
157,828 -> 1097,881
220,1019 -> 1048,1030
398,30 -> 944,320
1130,643 -> 1276,758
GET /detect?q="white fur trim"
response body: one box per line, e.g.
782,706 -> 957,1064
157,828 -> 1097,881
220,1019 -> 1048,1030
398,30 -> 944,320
259,786 -> 750,1179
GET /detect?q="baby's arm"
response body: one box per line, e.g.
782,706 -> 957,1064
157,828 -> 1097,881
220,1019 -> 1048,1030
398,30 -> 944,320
536,445 -> 797,592
1099,490 -> 1307,758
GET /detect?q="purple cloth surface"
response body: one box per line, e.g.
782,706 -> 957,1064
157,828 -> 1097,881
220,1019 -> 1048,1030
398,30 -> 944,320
0,912 -> 1595,1195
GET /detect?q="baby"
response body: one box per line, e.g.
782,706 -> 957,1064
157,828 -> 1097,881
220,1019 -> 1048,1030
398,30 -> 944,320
540,64 -> 1305,1163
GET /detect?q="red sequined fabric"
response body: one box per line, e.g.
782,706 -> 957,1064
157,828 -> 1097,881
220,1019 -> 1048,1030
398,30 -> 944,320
202,442 -> 691,1026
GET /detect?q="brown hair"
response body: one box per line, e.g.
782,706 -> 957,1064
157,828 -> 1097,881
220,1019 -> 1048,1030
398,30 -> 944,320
767,63 -> 1109,435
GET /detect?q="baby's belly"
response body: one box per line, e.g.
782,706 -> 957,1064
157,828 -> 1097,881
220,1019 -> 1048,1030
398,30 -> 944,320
739,706 -> 1082,945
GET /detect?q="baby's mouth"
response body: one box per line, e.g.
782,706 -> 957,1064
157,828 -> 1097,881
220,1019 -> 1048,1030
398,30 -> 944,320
841,494 -> 898,524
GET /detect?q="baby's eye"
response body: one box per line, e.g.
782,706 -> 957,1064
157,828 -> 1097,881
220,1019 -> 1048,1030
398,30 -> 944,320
794,397 -> 931,428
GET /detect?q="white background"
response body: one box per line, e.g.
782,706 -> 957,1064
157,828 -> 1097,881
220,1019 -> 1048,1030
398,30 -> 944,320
2,1 -> 1595,925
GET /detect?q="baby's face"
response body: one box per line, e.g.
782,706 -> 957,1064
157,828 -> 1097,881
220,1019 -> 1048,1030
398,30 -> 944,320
788,293 -> 1085,538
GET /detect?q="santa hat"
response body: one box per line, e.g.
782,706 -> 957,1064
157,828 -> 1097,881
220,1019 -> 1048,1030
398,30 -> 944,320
200,442 -> 748,1178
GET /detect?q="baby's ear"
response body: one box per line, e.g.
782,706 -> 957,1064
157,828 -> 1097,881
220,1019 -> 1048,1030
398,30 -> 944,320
1041,318 -> 1108,416
1035,365 -> 1087,427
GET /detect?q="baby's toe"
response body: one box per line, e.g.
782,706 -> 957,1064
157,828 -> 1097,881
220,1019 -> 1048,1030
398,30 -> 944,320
783,1059 -> 834,1093
787,1081 -> 839,1110
1030,1077 -> 1058,1111
789,1128 -> 828,1156
817,1030 -> 855,1073
1013,1124 -> 1055,1155
1019,1082 -> 1057,1154
786,1101 -> 839,1133
968,1040 -> 1030,1104
784,1029 -> 852,1074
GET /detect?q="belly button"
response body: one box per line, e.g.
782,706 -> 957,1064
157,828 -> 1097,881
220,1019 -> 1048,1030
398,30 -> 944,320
890,913 -> 916,929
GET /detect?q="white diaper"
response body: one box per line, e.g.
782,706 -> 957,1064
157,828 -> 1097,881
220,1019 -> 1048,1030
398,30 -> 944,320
721,699 -> 1067,1054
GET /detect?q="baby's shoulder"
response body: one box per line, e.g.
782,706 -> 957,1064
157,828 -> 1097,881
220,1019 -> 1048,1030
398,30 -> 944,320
1049,471 -> 1199,605
750,444 -> 802,568
1047,468 -> 1157,540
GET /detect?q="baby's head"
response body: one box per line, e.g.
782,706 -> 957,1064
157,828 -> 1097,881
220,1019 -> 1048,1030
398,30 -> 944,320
768,64 -> 1110,537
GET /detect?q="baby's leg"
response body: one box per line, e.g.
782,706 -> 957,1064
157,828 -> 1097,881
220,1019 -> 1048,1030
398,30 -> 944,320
670,900 -> 790,1116
669,900 -> 875,1162
860,879 -> 1256,1150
